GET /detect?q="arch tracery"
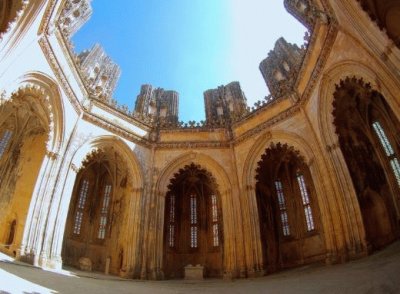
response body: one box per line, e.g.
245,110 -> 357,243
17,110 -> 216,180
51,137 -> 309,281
62,138 -> 143,275
332,76 -> 400,250
255,142 -> 326,272
163,163 -> 224,278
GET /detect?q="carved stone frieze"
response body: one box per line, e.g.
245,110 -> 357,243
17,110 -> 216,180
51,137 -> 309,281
259,38 -> 306,99
135,85 -> 179,127
78,44 -> 121,102
57,0 -> 92,37
204,82 -> 249,126
38,36 -> 83,114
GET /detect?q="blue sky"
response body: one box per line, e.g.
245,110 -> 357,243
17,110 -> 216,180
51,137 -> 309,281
73,0 -> 305,122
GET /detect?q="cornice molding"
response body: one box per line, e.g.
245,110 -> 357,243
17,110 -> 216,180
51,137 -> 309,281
38,35 -> 83,114
234,105 -> 302,145
82,112 -> 152,148
300,20 -> 339,106
155,141 -> 230,150
90,98 -> 153,132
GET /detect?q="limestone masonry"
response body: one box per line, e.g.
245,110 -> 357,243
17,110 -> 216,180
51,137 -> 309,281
0,0 -> 399,280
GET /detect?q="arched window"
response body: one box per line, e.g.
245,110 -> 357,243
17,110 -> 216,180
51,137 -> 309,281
98,183 -> 112,239
332,78 -> 400,250
274,180 -> 290,236
163,163 -> 223,278
73,179 -> 89,235
256,143 -> 325,272
372,121 -> 400,187
168,194 -> 176,247
211,194 -> 219,247
63,148 -> 131,275
190,193 -> 198,248
296,173 -> 315,232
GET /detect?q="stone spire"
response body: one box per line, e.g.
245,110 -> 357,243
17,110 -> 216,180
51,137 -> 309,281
204,81 -> 248,125
58,0 -> 93,36
78,44 -> 121,102
259,38 -> 305,99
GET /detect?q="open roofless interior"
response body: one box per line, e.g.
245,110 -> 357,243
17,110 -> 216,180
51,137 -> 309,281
0,0 -> 400,290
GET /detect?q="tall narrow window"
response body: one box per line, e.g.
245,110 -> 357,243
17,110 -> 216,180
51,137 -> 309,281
190,193 -> 198,248
168,195 -> 176,247
275,180 -> 290,236
211,194 -> 219,247
297,174 -> 315,231
98,184 -> 112,239
373,121 -> 400,187
73,179 -> 90,235
0,130 -> 12,158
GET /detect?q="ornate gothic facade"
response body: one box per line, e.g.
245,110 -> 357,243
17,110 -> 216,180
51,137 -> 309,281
0,0 -> 399,280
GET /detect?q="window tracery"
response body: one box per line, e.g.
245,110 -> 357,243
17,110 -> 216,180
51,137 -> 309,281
164,163 -> 223,278
211,194 -> 219,247
372,121 -> 400,187
274,180 -> 290,236
168,194 -> 176,247
98,184 -> 112,239
73,179 -> 89,235
296,173 -> 315,231
256,143 -> 325,271
190,193 -> 198,248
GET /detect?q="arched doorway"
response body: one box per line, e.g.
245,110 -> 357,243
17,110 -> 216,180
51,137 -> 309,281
255,143 -> 325,273
163,163 -> 223,279
333,77 -> 400,251
0,93 -> 50,255
62,146 -> 133,275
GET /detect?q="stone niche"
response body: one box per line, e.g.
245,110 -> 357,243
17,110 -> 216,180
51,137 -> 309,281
184,264 -> 204,280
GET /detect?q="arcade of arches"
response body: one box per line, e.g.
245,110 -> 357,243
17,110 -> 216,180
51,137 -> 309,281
1,0 -> 400,282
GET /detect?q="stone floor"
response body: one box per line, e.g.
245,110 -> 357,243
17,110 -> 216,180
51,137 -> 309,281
1,242 -> 400,294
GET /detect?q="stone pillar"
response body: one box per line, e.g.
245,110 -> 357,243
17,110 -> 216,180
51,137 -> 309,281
325,142 -> 367,260
120,187 -> 143,278
242,184 -> 264,277
19,151 -> 58,266
45,163 -> 79,270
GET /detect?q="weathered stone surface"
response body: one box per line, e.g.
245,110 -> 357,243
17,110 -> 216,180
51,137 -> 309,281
79,257 -> 92,272
184,264 -> 204,280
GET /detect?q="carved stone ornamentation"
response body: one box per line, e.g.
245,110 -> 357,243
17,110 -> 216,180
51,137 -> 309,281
134,85 -> 179,127
259,38 -> 306,99
78,44 -> 121,102
58,0 -> 93,37
204,82 -> 249,126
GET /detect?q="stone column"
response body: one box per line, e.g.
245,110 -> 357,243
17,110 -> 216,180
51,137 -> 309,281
325,142 -> 367,260
18,150 -> 58,266
120,187 -> 143,278
240,184 -> 264,277
41,162 -> 79,270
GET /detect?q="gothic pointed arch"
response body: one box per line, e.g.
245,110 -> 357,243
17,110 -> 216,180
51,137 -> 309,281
0,73 -> 64,258
151,152 -> 234,279
319,62 -> 400,254
163,163 -> 223,278
61,136 -> 143,276
332,76 -> 400,250
254,142 -> 326,272
242,130 -> 341,272
1,72 -> 65,153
